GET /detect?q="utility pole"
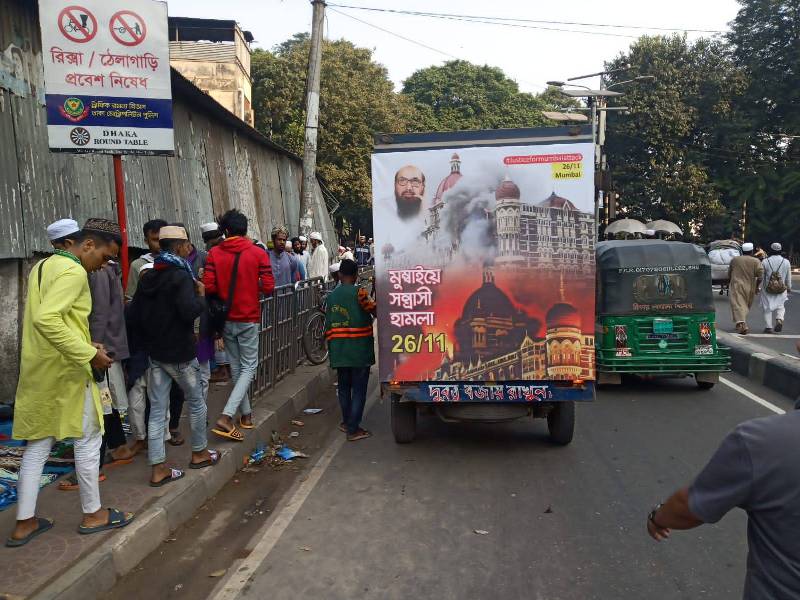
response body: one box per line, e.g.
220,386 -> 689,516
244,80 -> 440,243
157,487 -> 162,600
299,0 -> 326,236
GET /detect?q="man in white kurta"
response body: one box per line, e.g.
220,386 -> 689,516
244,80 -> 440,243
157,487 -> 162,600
307,231 -> 330,280
760,242 -> 792,333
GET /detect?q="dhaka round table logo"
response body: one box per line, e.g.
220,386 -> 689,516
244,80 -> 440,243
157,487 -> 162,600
59,97 -> 89,122
70,127 -> 91,146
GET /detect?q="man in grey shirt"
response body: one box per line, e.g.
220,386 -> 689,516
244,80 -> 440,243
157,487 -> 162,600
647,411 -> 800,598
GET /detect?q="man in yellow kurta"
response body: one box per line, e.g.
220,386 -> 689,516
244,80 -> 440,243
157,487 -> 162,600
7,218 -> 134,548
728,242 -> 764,335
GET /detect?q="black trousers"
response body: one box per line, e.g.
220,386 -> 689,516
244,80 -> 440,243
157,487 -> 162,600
99,409 -> 127,470
169,384 -> 185,431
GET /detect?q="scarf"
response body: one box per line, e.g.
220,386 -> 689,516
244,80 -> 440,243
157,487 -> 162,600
154,251 -> 194,277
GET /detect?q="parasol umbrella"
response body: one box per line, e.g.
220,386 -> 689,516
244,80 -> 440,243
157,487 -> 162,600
646,220 -> 683,235
605,218 -> 647,236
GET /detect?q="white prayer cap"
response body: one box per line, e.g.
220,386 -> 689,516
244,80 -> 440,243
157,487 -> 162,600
309,231 -> 323,242
645,229 -> 656,237
285,240 -> 293,251
46,218 -> 80,241
139,262 -> 155,274
742,242 -> 754,252
329,262 -> 341,274
200,222 -> 219,233
299,235 -> 307,242
771,242 -> 782,252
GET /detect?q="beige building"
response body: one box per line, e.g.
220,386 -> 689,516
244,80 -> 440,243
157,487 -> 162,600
168,17 -> 255,126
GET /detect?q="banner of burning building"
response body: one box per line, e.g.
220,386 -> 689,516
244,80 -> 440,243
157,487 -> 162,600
371,136 -> 596,384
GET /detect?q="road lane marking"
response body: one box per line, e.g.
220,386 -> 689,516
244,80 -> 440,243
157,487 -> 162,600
720,377 -> 786,415
209,388 -> 380,600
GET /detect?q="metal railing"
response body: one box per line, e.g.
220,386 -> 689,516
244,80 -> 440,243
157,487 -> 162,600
248,266 -> 375,401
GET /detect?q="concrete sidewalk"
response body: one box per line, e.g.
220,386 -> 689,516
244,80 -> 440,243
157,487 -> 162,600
0,363 -> 332,600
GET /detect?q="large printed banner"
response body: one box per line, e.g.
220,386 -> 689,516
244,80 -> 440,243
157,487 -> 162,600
372,139 -> 596,384
39,0 -> 173,154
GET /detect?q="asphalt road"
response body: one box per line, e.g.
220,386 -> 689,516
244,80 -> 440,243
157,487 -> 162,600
714,288 -> 799,356
203,371 -> 792,600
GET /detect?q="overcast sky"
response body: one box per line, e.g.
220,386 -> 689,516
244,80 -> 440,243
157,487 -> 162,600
166,0 -> 742,93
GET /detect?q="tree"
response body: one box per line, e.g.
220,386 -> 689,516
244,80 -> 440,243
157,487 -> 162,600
603,35 -> 748,239
402,60 -> 561,131
251,35 -> 416,236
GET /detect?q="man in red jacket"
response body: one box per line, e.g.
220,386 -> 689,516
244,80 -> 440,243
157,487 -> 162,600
203,210 -> 274,441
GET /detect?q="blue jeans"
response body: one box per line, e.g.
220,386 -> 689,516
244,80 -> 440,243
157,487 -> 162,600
337,367 -> 370,435
147,359 -> 208,466
222,321 -> 259,419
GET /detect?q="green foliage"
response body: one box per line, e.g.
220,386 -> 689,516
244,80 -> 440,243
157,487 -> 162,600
251,35 -> 416,236
401,60 -> 554,131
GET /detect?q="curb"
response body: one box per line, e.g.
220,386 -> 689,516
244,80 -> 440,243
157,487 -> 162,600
718,331 -> 800,400
33,364 -> 333,600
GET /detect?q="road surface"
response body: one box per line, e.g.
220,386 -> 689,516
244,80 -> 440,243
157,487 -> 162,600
715,290 -> 799,357
120,370 -> 789,600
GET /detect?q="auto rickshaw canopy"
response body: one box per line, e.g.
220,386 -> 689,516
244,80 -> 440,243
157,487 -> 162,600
596,240 -> 714,316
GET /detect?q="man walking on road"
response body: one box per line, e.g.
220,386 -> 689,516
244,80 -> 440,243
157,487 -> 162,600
125,219 -> 168,301
728,242 -> 764,335
8,219 -> 134,547
325,259 -> 376,441
307,231 -> 330,280
647,409 -> 800,598
760,242 -> 792,333
204,210 -> 274,442
267,225 -> 299,287
355,235 -> 371,267
129,225 -> 218,486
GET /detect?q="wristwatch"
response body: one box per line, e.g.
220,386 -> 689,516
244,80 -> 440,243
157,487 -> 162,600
648,503 -> 665,528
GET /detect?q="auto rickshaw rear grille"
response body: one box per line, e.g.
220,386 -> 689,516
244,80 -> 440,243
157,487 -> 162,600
635,319 -> 690,352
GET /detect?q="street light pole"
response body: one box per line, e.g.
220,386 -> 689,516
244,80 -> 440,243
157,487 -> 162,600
299,0 -> 326,236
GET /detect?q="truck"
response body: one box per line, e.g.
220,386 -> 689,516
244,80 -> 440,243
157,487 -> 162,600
371,126 -> 596,444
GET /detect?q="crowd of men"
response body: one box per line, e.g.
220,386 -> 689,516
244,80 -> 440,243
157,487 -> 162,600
5,210 -> 376,547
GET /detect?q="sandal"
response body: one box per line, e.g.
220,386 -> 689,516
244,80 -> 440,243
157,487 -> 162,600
104,454 -> 134,468
239,416 -> 255,430
77,508 -> 135,535
6,517 -> 54,547
338,423 -> 347,433
211,426 -> 245,442
189,449 -> 220,469
347,429 -> 372,442
149,468 -> 185,488
167,431 -> 185,446
58,472 -> 106,491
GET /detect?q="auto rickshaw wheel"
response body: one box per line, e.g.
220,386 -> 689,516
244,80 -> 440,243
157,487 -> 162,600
391,393 -> 416,444
696,380 -> 715,390
547,401 -> 575,445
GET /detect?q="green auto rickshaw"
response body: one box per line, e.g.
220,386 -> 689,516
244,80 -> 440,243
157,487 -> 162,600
595,240 -> 730,389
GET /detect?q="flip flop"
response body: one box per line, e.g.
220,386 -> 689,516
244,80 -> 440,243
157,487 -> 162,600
5,518 -> 54,547
104,455 -> 134,468
167,431 -> 185,446
338,423 -> 347,433
347,429 -> 372,442
77,508 -> 135,535
189,449 -> 220,470
211,426 -> 245,442
149,468 -> 185,488
238,417 -> 255,430
58,472 -> 106,491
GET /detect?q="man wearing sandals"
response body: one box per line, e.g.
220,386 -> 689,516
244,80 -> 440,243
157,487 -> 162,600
325,259 -> 376,441
204,210 -> 274,442
129,226 -> 218,486
8,219 -> 134,547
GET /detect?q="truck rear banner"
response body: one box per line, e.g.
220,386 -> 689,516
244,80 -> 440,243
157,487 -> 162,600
372,128 -> 596,385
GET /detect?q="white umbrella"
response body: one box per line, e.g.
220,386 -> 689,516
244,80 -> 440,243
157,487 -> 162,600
646,220 -> 683,235
605,218 -> 647,236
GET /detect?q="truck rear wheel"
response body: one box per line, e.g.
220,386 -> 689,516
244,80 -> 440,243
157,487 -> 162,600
391,393 -> 416,444
547,401 -> 575,445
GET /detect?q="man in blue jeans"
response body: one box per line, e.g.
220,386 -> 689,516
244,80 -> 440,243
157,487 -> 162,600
325,259 -> 376,441
129,225 -> 218,486
204,210 -> 274,441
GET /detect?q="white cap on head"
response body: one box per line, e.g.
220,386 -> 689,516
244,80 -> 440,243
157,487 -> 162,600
139,262 -> 155,274
742,242 -> 754,252
329,262 -> 341,274
645,229 -> 656,237
299,235 -> 307,242
309,231 -> 323,242
46,218 -> 80,241
285,240 -> 293,251
200,222 -> 219,233
771,242 -> 782,252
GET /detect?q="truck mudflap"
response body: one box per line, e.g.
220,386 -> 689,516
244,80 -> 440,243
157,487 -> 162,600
385,381 -> 594,403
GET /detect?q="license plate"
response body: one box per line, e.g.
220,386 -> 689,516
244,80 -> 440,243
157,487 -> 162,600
647,333 -> 679,340
694,345 -> 714,355
653,318 -> 673,334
